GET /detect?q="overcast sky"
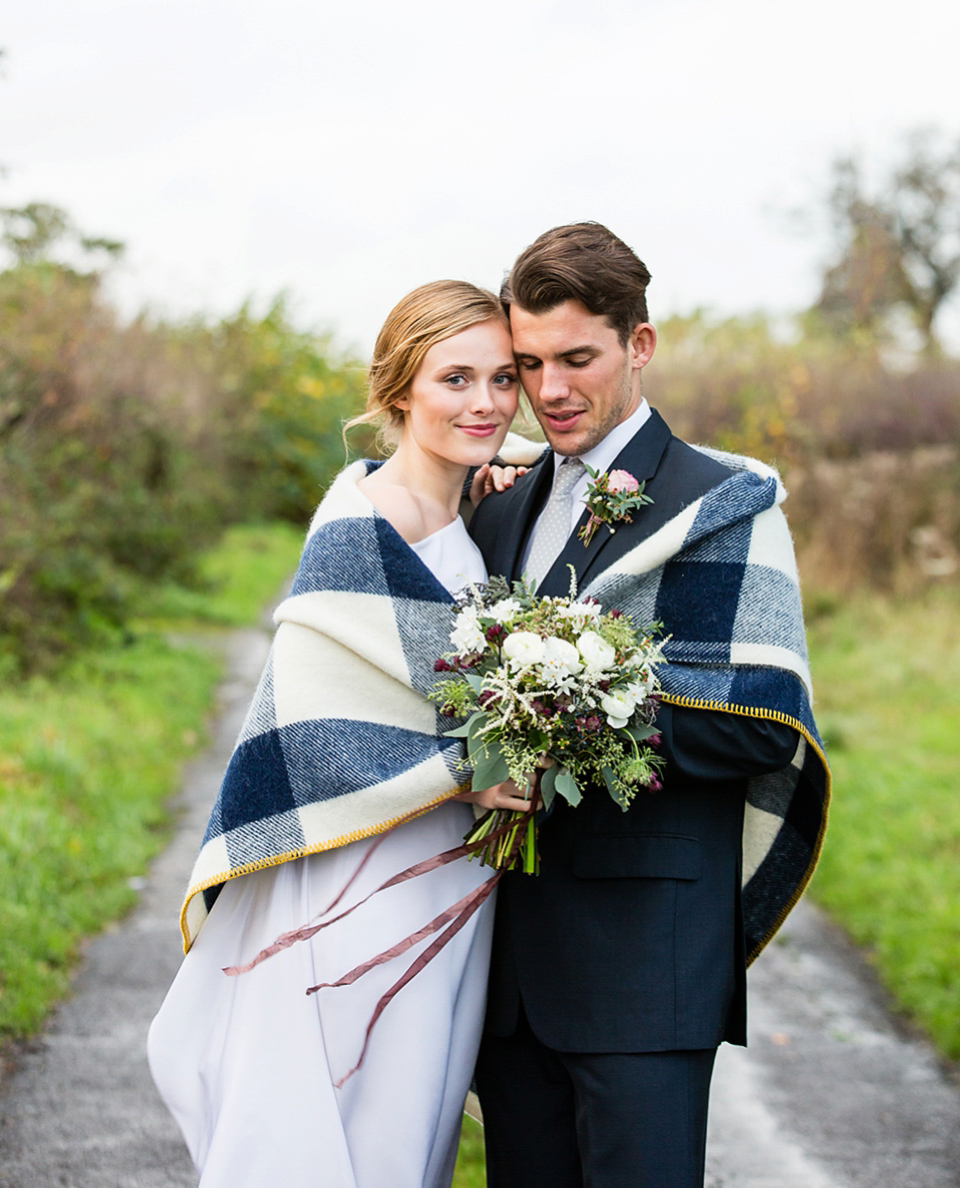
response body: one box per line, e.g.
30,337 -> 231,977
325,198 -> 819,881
2,0 -> 959,353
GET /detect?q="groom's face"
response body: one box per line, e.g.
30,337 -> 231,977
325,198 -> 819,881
510,300 -> 656,456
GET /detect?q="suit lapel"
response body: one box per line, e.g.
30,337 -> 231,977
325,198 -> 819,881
538,410 -> 673,597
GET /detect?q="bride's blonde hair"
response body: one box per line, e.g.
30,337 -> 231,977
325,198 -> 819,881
345,280 -> 507,453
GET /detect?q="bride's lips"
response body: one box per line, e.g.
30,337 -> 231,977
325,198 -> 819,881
457,423 -> 499,438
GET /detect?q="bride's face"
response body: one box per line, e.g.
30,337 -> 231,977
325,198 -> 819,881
397,320 -> 518,468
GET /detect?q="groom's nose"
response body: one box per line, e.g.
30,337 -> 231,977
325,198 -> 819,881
538,363 -> 570,402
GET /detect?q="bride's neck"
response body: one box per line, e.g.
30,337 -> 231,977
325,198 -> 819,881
370,438 -> 468,522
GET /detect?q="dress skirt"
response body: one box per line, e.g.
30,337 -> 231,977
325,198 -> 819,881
148,800 -> 495,1188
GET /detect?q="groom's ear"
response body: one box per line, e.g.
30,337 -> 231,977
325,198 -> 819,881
629,323 -> 657,369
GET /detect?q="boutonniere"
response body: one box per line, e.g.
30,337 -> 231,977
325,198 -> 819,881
578,465 -> 653,546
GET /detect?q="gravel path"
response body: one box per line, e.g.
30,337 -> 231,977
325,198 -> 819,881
1,621 -> 958,1187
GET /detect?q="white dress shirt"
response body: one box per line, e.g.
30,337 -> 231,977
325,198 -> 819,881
521,398 -> 652,572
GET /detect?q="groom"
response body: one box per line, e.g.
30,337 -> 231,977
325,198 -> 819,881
469,223 -> 825,1188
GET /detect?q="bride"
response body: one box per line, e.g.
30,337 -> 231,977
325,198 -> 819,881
148,280 -> 534,1187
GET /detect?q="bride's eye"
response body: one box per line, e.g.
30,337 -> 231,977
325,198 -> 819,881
445,373 -> 468,387
493,373 -> 517,387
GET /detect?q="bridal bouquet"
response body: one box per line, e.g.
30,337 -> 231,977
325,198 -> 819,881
430,575 -> 664,873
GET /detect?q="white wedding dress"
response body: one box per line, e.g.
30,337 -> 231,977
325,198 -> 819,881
148,518 -> 493,1188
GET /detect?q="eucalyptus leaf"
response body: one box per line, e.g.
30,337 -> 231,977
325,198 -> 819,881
628,723 -> 660,742
471,746 -> 510,792
602,765 -> 630,811
554,766 -> 582,806
463,672 -> 484,692
540,762 -> 558,810
443,710 -> 484,739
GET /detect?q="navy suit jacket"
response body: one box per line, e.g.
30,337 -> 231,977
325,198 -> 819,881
469,410 -> 796,1052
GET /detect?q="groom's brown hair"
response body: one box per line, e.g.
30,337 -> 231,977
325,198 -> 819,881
501,222 -> 652,346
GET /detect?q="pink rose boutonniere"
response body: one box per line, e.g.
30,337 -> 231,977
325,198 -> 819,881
578,464 -> 653,546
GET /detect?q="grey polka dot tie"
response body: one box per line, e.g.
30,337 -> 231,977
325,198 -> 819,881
525,457 -> 586,587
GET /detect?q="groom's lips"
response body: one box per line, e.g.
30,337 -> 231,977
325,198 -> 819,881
543,408 -> 586,433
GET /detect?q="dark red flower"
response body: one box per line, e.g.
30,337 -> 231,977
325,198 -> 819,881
434,658 -> 452,672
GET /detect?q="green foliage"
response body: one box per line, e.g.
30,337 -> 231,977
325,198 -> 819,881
0,523 -> 301,1039
0,251 -> 369,673
808,589 -> 960,1059
646,310 -> 960,593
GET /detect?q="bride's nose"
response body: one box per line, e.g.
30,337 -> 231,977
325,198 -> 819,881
469,383 -> 496,413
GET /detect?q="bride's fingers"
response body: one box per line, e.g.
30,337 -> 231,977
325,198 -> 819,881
496,791 -> 536,812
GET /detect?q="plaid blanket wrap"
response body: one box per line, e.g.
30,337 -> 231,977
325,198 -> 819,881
180,461 -> 467,950
582,447 -> 830,962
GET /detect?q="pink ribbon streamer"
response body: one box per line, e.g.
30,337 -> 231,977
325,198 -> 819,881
223,830 -> 499,977
222,810 -> 526,1087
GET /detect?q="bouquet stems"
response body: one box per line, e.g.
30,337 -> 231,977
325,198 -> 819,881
463,769 -> 542,874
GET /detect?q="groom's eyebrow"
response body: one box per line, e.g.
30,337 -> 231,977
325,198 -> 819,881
514,345 -> 599,362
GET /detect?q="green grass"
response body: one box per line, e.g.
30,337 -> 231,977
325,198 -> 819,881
807,587 -> 960,1059
0,522 -> 303,1038
453,1115 -> 486,1188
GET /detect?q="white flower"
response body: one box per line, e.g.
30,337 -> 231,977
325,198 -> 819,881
600,689 -> 637,729
450,606 -> 485,654
502,631 -> 545,668
576,630 -> 616,672
626,674 -> 654,700
540,636 -> 584,683
488,597 -> 522,624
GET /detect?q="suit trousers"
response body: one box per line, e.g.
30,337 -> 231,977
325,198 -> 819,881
475,1008 -> 716,1188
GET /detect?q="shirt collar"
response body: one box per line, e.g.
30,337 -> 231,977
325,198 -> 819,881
552,397 -> 651,477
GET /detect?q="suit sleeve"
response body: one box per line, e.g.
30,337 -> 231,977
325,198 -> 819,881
656,702 -> 798,782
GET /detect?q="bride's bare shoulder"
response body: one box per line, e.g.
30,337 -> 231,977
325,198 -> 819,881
357,474 -> 427,543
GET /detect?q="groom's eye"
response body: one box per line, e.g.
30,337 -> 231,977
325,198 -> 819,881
517,358 -> 541,372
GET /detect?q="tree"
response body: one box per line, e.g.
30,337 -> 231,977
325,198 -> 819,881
893,133 -> 960,349
814,132 -> 960,353
0,202 -> 124,270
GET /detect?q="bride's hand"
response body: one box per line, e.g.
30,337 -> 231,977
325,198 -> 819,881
469,463 -> 530,507
453,777 -> 536,812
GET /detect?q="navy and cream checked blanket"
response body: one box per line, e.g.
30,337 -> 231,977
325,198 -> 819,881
584,447 -> 830,962
180,461 -> 467,949
182,450 -> 829,962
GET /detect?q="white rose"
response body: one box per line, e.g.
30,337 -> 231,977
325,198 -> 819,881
502,631 -> 545,668
540,636 -> 584,683
600,689 -> 637,728
450,606 -> 485,654
576,630 -> 616,671
488,597 -> 522,624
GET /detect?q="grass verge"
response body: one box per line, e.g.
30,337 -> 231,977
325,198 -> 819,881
453,1115 -> 486,1188
807,586 -> 960,1060
0,522 -> 303,1038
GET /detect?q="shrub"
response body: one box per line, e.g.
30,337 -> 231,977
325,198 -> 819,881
0,262 -> 370,673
